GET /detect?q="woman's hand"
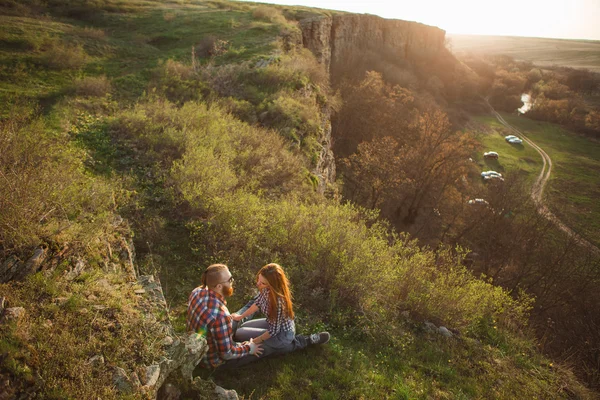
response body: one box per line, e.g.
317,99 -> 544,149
231,313 -> 244,321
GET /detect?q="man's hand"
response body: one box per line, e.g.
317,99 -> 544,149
248,338 -> 263,357
230,313 -> 244,322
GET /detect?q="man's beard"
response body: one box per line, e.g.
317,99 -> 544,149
222,285 -> 234,297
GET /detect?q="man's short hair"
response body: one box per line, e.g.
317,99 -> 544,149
201,264 -> 229,288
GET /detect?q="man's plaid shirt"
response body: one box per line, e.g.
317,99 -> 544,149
187,286 -> 251,368
255,288 -> 295,336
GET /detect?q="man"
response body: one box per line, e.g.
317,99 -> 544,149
187,264 -> 263,369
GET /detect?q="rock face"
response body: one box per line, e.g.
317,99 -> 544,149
314,105 -> 336,195
300,14 -> 445,76
299,14 -> 445,190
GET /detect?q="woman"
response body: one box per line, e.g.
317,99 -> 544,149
231,263 -> 329,363
232,263 -> 295,344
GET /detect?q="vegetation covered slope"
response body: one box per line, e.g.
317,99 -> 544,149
0,0 -> 596,398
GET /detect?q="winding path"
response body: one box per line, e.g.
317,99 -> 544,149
485,100 -> 600,255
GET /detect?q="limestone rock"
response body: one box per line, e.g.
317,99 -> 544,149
66,259 -> 86,281
423,321 -> 437,333
87,355 -> 104,367
438,326 -> 453,338
162,336 -> 174,347
20,247 -> 46,279
3,307 -> 25,321
143,364 -> 161,387
159,383 -> 181,400
0,256 -> 21,283
113,367 -> 134,394
215,385 -> 239,400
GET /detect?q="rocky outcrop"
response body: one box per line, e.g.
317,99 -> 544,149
300,14 -> 446,76
117,275 -> 238,399
314,105 -> 336,194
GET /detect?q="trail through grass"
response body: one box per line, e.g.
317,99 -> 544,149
474,113 -> 600,247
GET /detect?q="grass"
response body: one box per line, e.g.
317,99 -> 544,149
1,1 -> 598,398
500,113 -> 600,247
473,113 -> 600,248
472,115 -> 543,186
204,324 -> 572,400
449,34 -> 600,73
0,3 -> 285,111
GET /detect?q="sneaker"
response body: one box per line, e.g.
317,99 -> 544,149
308,332 -> 330,345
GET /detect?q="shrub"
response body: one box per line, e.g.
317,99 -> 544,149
0,102 -> 116,258
195,35 -> 229,58
74,75 -> 111,97
112,99 -> 307,203
252,6 -> 287,24
261,91 -> 321,145
150,59 -> 209,104
73,26 -> 106,40
40,42 -> 88,70
186,193 -> 530,345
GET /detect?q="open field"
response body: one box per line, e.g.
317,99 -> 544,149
473,114 -> 543,186
449,34 -> 600,72
474,113 -> 600,247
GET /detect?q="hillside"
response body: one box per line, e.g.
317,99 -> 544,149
0,0 -> 597,398
449,33 -> 600,73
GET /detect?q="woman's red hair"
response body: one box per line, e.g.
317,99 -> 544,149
257,263 -> 294,321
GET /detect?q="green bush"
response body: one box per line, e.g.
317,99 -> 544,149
74,75 -> 111,97
112,99 -> 308,205
186,192 -> 530,346
0,102 -> 116,257
150,59 -> 209,105
40,42 -> 89,70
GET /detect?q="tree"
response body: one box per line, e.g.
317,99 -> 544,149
341,109 -> 476,232
333,71 -> 416,158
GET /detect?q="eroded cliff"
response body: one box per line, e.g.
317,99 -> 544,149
300,14 -> 446,76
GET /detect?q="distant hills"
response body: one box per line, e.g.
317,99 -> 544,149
449,34 -> 600,72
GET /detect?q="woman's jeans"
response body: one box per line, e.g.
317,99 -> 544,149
219,301 -> 308,369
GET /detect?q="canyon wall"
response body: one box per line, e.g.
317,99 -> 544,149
300,14 -> 446,76
299,14 -> 446,189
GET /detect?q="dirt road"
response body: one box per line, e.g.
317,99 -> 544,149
486,102 -> 600,255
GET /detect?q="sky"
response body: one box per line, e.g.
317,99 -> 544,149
241,0 -> 600,40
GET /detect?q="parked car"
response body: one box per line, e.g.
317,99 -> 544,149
508,137 -> 523,144
481,170 -> 504,181
504,135 -> 517,141
467,198 -> 489,205
483,151 -> 499,159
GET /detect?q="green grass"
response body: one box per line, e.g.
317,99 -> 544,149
500,114 -> 600,247
472,115 -> 543,186
204,326 -> 568,400
1,1 -> 598,398
0,4 -> 285,110
473,113 -> 600,247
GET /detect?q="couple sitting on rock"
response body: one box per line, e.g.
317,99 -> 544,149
187,263 -> 330,369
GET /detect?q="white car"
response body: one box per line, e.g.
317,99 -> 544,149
467,198 -> 489,205
483,151 -> 499,159
505,135 -> 517,141
508,137 -> 523,144
481,170 -> 504,181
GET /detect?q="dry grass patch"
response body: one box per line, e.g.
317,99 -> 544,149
41,42 -> 89,70
74,75 -> 112,97
72,26 -> 106,40
252,5 -> 287,24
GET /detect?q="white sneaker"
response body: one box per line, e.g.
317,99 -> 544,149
308,332 -> 330,345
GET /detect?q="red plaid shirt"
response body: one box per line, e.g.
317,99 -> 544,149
187,286 -> 251,368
